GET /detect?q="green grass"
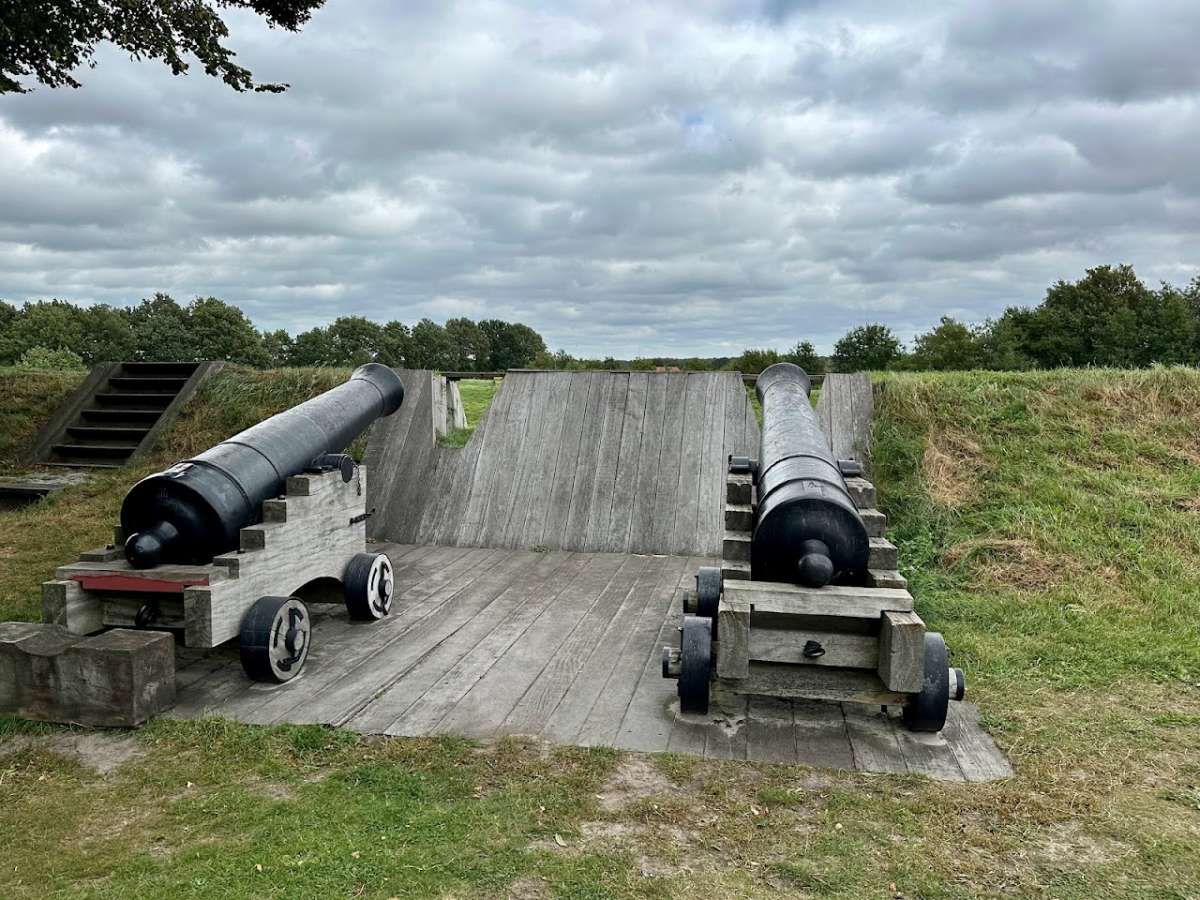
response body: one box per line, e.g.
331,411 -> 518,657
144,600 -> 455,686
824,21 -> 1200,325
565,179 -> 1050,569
439,378 -> 500,448
3,367 -> 1200,897
0,367 -> 86,469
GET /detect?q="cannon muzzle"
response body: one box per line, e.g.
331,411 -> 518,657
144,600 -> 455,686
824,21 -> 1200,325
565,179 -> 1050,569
121,363 -> 404,568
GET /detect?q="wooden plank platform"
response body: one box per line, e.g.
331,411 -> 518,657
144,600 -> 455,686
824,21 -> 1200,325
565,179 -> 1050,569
366,371 -> 760,556
171,544 -> 1011,782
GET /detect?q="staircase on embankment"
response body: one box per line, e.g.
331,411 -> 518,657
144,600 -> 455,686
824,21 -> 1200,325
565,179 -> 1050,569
30,361 -> 223,468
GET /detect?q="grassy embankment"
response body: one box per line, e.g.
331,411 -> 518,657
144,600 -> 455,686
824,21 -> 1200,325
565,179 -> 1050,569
439,378 -> 501,448
1,367 -> 1199,898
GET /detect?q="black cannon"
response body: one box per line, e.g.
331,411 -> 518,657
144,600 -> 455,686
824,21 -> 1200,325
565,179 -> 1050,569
121,363 -> 404,569
751,362 -> 869,588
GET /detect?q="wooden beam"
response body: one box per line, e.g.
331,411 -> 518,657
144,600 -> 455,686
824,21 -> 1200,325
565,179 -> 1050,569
722,579 -> 913,619
715,593 -> 750,679
879,610 -> 925,692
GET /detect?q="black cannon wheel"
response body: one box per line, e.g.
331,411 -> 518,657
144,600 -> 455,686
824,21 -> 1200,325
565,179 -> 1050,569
240,596 -> 311,683
678,615 -> 713,715
694,566 -> 722,620
344,552 -> 394,620
902,631 -> 951,733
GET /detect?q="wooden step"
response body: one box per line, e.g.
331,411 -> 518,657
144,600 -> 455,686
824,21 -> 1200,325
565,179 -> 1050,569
845,477 -> 876,509
66,425 -> 152,441
724,503 -> 753,531
94,392 -> 173,408
108,376 -> 188,392
867,569 -> 908,590
721,559 -> 752,581
868,537 -> 898,570
726,473 -> 753,506
79,407 -> 163,424
723,530 -> 752,562
41,461 -> 123,470
52,443 -> 138,460
859,508 -> 887,537
118,362 -> 200,377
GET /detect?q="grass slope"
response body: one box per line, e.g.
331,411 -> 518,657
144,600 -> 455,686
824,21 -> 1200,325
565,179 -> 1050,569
1,368 -> 1199,898
0,367 -> 86,469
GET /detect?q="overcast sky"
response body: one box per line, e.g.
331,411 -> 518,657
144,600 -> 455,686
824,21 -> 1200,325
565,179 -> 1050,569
2,1 -> 1199,357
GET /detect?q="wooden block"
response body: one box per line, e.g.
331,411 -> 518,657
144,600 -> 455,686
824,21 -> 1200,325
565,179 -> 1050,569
79,545 -> 123,563
41,580 -> 103,635
262,499 -> 288,523
0,623 -> 175,727
721,559 -> 751,581
715,594 -> 750,679
723,579 -> 913,620
845,477 -> 876,509
722,530 -> 752,562
879,610 -> 925,692
868,569 -> 908,590
869,537 -> 898,570
724,503 -> 753,531
102,596 -> 186,631
726,474 -> 753,505
749,626 -> 878,669
725,662 -> 907,705
859,508 -> 887,537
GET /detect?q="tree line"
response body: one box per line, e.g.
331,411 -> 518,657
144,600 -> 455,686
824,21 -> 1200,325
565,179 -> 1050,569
3,264 -> 1198,374
0,294 -> 547,372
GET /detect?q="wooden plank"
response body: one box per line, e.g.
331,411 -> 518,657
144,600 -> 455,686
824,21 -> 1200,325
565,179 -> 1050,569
746,695 -> 798,764
500,553 -> 651,735
723,579 -> 913,619
41,580 -> 103,635
353,550 -> 587,735
843,705 -> 909,775
892,720 -> 967,781
562,374 -> 608,549
869,537 -> 898,570
513,372 -> 573,549
743,388 -> 759,461
791,700 -> 856,770
715,593 -> 750,679
728,662 -> 907,705
454,372 -> 517,545
723,376 -> 749,462
478,373 -> 538,547
668,374 -> 710,555
627,375 -> 668,553
725,474 -> 753,506
844,477 -> 876,509
433,551 -> 631,739
602,372 -> 649,553
749,626 -> 878,669
703,692 -> 748,761
370,372 -> 431,544
540,552 -> 688,744
722,532 -> 751,562
538,374 -> 594,548
724,503 -> 753,532
645,373 -> 688,551
567,554 -> 692,747
879,610 -> 925,692
943,702 -> 1014,782
611,558 -> 698,752
584,375 -> 630,550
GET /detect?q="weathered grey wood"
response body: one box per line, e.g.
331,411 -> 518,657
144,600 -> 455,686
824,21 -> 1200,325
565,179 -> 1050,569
726,474 -> 753,505
723,580 -> 913,619
749,627 -> 878,669
723,531 -> 752,562
602,372 -> 649,553
41,580 -> 103,635
746,695 -> 799,764
539,374 -> 593,547
479,373 -> 537,547
892,719 -> 966,781
869,537 -> 898,570
503,373 -> 565,549
843,706 -> 909,775
879,610 -> 925,692
669,375 -> 709,555
726,662 -> 907,705
626,374 -> 668,553
791,700 -> 856,770
561,373 -> 608,549
570,554 -> 692,747
539,553 -> 682,744
860,508 -> 887,537
500,554 -> 651,735
845,477 -> 876,509
868,569 -> 908,590
814,373 -> 873,471
943,702 -> 1014,782
434,552 -> 630,739
695,375 -> 729,554
513,373 -> 573,549
721,559 -> 752,581
584,374 -> 629,550
645,373 -> 688,551
715,593 -> 750,679
456,372 -> 518,545
361,551 -> 587,736
703,692 -> 748,760
724,503 -> 753,531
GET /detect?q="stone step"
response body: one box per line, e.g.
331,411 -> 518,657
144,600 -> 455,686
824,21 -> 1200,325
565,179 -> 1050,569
724,503 -> 754,531
868,537 -> 898,570
845,477 -> 876,509
723,530 -> 752,562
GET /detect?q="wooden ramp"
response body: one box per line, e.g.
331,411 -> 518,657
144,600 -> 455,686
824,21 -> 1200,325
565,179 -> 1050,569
171,544 -> 1011,782
366,370 -> 759,555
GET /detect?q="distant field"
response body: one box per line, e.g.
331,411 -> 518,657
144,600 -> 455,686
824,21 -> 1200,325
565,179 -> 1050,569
439,378 -> 500,448
1,367 -> 1198,898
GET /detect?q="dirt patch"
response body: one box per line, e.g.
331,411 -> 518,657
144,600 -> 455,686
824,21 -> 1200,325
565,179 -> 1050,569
1024,821 -> 1132,869
249,778 -> 298,802
506,876 -> 551,899
923,429 -> 985,508
943,537 -> 1068,592
47,732 -> 145,775
596,757 -> 675,813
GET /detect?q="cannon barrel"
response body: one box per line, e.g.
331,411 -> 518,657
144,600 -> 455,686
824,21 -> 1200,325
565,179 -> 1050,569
120,363 -> 404,569
753,363 -> 869,587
